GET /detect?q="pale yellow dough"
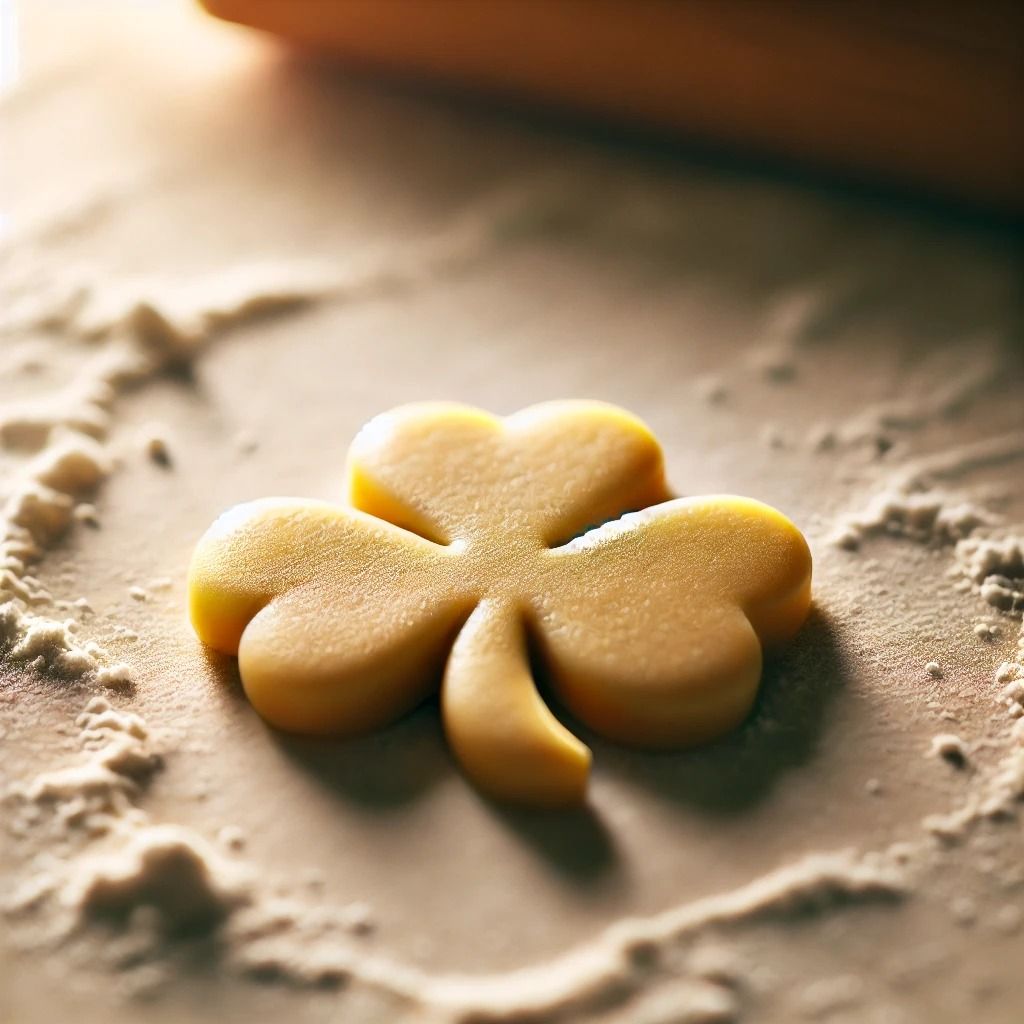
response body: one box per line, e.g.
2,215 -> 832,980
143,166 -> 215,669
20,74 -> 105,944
188,401 -> 812,805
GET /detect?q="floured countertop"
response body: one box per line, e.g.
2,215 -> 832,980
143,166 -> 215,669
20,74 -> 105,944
2,3 -> 1023,1023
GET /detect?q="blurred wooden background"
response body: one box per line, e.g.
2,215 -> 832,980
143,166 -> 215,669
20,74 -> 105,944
202,0 -> 1024,213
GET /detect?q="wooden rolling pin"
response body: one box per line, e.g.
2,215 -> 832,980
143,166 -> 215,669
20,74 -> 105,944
200,1 -> 1024,212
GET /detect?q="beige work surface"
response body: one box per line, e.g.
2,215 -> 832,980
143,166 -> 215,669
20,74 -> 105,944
2,4 -> 1022,1023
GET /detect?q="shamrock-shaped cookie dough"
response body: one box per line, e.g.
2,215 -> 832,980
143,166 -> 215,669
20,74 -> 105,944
189,402 -> 811,806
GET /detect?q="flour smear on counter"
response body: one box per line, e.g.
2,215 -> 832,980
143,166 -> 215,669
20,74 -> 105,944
3,3 -> 1023,1023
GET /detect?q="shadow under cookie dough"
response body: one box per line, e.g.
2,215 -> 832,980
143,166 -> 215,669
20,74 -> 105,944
198,606 -> 842,882
581,605 -> 847,816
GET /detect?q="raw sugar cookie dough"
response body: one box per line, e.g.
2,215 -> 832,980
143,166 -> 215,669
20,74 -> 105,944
188,401 -> 812,805
2,3 -> 1023,1024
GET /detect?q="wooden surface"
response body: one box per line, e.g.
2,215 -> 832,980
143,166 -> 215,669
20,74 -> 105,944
200,0 -> 1024,212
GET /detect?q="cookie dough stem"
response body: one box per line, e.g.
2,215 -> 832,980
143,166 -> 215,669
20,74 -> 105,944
442,599 -> 591,806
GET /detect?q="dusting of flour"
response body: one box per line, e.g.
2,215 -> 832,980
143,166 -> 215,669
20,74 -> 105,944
3,5 -> 1024,1018
1,304 -> 918,1021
